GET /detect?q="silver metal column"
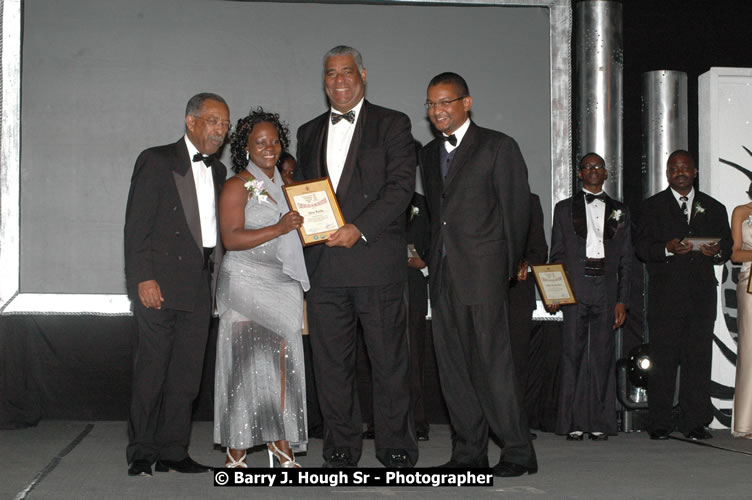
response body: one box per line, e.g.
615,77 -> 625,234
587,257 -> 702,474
575,0 -> 623,199
641,70 -> 688,198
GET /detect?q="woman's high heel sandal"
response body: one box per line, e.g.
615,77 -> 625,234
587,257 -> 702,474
267,442 -> 301,468
225,448 -> 247,468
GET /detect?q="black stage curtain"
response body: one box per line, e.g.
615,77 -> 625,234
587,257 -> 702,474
0,316 -> 563,430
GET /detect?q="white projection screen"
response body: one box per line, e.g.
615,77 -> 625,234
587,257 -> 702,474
0,0 -> 572,314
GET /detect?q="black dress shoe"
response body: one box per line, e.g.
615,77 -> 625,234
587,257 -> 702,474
589,432 -> 608,441
416,429 -> 430,441
128,460 -> 152,477
493,461 -> 537,477
155,456 -> 211,473
684,427 -> 713,440
649,429 -> 671,440
435,457 -> 490,468
322,450 -> 356,468
362,429 -> 375,440
566,432 -> 584,441
385,452 -> 412,468
529,432 -> 538,440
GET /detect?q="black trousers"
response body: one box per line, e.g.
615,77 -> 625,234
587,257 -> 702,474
648,310 -> 715,434
407,268 -> 429,433
307,282 -> 418,466
126,274 -> 211,464
432,261 -> 536,468
508,279 -> 535,405
556,276 -> 617,435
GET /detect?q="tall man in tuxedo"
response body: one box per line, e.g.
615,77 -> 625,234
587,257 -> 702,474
296,46 -> 417,468
420,72 -> 537,477
635,149 -> 732,440
547,153 -> 632,440
124,93 -> 230,476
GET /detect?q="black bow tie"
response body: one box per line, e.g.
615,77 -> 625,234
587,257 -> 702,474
192,153 -> 214,168
585,192 -> 606,204
331,110 -> 355,124
442,134 -> 457,147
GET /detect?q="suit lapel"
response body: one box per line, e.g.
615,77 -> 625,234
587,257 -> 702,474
172,141 -> 203,254
335,101 -> 368,199
443,122 -> 477,188
572,191 -> 587,239
604,195 -> 617,240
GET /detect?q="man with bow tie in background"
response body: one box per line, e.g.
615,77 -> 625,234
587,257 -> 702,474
295,46 -> 417,468
547,152 -> 632,442
124,93 -> 229,476
635,149 -> 731,440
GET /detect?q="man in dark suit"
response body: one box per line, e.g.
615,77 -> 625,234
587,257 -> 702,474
508,193 -> 548,414
419,72 -> 537,477
547,153 -> 632,441
635,149 -> 732,440
296,46 -> 417,468
124,93 -> 230,476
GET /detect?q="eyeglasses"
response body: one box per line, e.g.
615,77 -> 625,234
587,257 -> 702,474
580,164 -> 605,171
192,115 -> 233,131
424,96 -> 467,110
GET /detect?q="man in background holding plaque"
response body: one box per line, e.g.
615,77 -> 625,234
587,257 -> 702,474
419,72 -> 536,477
635,149 -> 731,440
547,153 -> 632,441
295,45 -> 417,468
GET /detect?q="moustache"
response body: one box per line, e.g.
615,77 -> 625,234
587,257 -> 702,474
208,134 -> 225,143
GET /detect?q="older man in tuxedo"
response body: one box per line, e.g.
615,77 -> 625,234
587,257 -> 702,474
420,72 -> 537,477
547,153 -> 632,441
635,149 -> 732,440
124,93 -> 229,476
296,45 -> 417,468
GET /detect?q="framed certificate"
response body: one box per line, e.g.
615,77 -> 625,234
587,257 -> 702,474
531,264 -> 576,306
283,177 -> 345,246
680,237 -> 720,251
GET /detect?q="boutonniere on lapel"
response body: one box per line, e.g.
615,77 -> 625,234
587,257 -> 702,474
409,205 -> 420,221
244,176 -> 270,203
693,203 -> 706,216
608,209 -> 623,222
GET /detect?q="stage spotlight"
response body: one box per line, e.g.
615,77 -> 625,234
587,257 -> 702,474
628,343 -> 651,389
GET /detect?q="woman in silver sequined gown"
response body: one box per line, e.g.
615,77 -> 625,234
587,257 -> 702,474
214,108 -> 309,467
731,200 -> 752,439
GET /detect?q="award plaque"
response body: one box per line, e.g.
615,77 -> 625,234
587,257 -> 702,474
531,264 -> 576,306
680,237 -> 720,251
283,177 -> 345,246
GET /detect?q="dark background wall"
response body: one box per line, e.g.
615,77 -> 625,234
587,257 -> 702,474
621,0 -> 752,217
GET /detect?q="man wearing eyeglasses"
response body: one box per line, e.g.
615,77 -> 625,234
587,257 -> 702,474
546,152 -> 632,442
296,46 -> 417,468
124,93 -> 230,476
419,72 -> 537,477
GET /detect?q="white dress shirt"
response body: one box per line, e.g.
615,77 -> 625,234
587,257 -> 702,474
184,135 -> 217,248
326,98 -> 365,191
584,189 -> 606,259
443,118 -> 471,153
671,186 -> 695,224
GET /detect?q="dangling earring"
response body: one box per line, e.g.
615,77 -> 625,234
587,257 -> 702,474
246,150 -> 249,161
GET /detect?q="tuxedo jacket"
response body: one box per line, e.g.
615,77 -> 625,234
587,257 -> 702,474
635,188 -> 731,320
296,100 -> 416,287
124,138 -> 226,311
420,122 -> 531,305
509,193 -> 548,313
549,191 -> 632,309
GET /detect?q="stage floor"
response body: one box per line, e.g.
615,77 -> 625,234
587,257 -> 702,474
3,422 -> 752,499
